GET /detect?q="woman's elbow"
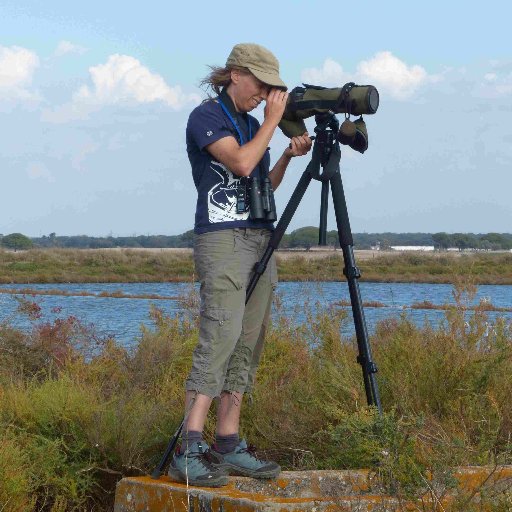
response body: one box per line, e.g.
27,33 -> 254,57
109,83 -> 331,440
231,162 -> 253,177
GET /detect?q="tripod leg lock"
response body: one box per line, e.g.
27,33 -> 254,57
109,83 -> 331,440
343,265 -> 361,279
356,355 -> 379,374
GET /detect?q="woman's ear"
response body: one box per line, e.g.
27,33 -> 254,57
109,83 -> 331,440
230,68 -> 240,84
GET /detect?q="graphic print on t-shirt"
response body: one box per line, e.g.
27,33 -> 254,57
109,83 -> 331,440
208,161 -> 250,223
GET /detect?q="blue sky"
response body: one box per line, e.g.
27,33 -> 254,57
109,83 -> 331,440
1,0 -> 511,236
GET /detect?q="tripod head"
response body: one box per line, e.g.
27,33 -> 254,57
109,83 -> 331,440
306,112 -> 341,183
313,113 -> 340,169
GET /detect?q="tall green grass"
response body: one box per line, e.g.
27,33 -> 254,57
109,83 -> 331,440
0,280 -> 511,510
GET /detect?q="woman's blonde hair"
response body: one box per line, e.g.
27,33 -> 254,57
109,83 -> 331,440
200,65 -> 250,97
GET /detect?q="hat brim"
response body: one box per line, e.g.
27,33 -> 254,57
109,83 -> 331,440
248,67 -> 287,90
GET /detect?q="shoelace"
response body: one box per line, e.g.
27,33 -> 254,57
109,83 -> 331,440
188,449 -> 218,470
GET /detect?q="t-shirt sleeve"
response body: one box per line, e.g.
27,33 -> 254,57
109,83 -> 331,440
187,104 -> 234,151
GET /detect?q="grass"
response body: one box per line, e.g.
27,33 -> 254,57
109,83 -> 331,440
277,252 -> 512,284
1,248 -> 512,284
0,248 -> 195,284
0,278 -> 511,510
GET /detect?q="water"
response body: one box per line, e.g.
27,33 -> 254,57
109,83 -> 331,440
0,282 -> 510,346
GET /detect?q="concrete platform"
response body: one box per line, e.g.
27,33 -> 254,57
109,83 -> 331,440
114,467 -> 512,512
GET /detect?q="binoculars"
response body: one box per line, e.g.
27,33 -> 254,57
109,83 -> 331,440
279,82 -> 379,153
236,176 -> 277,222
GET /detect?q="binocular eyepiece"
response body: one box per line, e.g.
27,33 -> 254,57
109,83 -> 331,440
279,82 -> 378,153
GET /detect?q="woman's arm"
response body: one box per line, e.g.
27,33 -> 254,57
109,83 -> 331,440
205,89 -> 288,176
269,134 -> 312,191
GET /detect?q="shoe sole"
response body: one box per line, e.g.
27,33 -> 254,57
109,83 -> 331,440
218,463 -> 281,479
167,467 -> 229,488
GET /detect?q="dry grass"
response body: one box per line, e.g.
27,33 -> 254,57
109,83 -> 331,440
1,248 -> 512,284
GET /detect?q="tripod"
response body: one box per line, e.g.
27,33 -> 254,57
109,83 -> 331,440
247,113 -> 381,412
151,113 -> 381,479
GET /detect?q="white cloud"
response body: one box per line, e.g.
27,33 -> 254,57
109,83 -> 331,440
301,58 -> 350,87
357,51 -> 429,100
43,54 -> 201,122
54,40 -> 87,57
475,62 -> 512,97
478,74 -> 512,97
75,54 -> 200,108
301,51 -> 433,101
0,45 -> 39,100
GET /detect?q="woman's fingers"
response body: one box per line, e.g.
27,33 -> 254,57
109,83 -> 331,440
290,133 -> 313,156
264,89 -> 288,123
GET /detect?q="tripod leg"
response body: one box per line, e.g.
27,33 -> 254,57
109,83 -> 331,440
319,181 -> 329,246
246,169 -> 313,302
330,171 -> 382,414
150,418 -> 184,479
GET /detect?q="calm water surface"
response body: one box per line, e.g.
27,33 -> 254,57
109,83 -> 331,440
0,282 -> 510,346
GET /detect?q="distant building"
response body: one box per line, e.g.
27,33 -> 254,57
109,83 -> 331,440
390,246 -> 435,251
309,245 -> 337,251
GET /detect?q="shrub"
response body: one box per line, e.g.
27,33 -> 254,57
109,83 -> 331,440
0,282 -> 511,510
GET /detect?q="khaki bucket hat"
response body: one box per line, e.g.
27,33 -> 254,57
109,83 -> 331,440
226,43 -> 287,90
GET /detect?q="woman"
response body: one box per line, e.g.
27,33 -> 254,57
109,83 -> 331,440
168,43 -> 312,487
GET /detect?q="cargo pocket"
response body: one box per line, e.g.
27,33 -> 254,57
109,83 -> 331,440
199,307 -> 234,356
201,307 -> 232,325
188,306 -> 236,396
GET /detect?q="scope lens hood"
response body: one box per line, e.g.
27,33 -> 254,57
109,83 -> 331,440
367,87 -> 379,114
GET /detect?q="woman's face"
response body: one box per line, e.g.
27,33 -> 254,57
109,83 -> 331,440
229,69 -> 270,112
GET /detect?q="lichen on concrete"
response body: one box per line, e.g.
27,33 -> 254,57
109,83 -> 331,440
113,466 -> 512,512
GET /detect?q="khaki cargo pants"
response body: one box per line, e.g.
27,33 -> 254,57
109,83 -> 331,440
185,228 -> 277,398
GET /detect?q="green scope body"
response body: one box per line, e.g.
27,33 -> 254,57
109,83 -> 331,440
279,83 -> 379,138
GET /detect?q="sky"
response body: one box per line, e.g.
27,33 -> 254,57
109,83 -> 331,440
1,0 -> 511,237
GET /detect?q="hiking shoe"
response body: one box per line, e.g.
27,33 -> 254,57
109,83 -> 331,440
168,441 -> 229,487
211,439 -> 281,479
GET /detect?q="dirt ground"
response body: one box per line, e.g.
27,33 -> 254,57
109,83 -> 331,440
275,249 -> 467,260
278,249 -> 380,260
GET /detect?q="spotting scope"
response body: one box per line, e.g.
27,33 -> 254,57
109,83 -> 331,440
279,82 -> 379,153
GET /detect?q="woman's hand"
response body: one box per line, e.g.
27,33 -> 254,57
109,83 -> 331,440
264,88 -> 288,126
285,132 -> 313,158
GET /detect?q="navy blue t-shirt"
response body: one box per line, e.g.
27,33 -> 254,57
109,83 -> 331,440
186,98 -> 274,234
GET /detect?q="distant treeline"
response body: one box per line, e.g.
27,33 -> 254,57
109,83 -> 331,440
23,229 -> 512,251
30,232 -> 195,249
